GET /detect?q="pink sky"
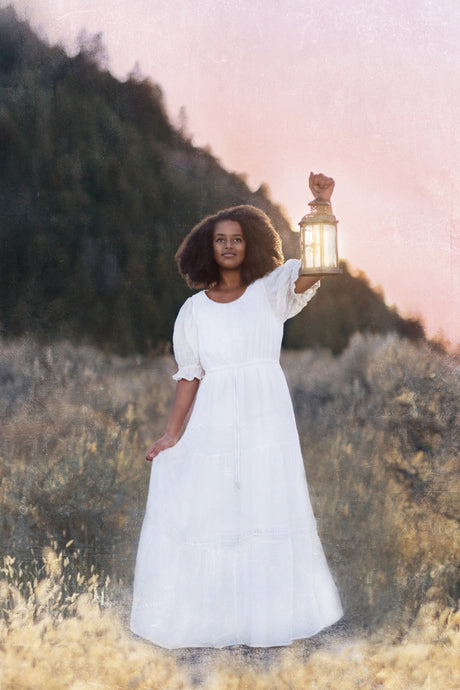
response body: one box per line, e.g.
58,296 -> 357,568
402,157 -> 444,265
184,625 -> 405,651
10,0 -> 460,348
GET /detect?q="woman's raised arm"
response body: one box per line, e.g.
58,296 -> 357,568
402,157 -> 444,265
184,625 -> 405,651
145,378 -> 200,461
294,274 -> 321,294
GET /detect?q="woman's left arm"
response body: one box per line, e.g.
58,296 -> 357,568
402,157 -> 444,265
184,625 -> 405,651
294,274 -> 321,293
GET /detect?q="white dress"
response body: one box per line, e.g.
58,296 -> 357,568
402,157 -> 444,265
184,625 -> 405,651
130,259 -> 343,649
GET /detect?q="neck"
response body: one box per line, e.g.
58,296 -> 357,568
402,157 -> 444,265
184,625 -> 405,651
217,268 -> 244,289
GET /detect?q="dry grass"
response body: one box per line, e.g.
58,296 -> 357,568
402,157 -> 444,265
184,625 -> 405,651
0,334 -> 459,687
0,550 -> 189,689
0,551 -> 458,688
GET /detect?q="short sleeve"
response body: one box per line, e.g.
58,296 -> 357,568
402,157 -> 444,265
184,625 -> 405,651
172,298 -> 204,382
263,259 -> 320,322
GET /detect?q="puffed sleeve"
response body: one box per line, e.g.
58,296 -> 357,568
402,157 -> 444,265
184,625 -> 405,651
171,297 -> 204,382
263,259 -> 320,322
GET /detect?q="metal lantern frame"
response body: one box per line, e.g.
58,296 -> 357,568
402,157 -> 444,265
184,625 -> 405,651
299,198 -> 342,276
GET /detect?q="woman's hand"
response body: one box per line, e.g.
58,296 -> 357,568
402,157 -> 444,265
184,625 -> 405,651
145,433 -> 177,462
309,172 -> 335,202
145,378 -> 200,462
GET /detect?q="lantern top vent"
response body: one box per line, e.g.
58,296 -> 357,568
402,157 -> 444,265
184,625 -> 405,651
299,198 -> 337,226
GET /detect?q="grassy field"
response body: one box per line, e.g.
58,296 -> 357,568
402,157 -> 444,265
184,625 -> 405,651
0,334 -> 459,688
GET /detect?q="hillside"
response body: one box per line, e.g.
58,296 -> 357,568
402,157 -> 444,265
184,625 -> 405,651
0,7 -> 425,354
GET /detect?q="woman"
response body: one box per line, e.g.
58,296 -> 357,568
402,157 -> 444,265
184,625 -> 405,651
130,173 -> 343,649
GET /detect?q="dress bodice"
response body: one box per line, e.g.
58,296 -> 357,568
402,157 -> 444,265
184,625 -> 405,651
172,259 -> 319,381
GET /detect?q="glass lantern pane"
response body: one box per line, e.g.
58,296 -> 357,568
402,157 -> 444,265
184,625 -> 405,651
313,226 -> 321,267
322,224 -> 337,268
301,224 -> 314,268
303,225 -> 314,243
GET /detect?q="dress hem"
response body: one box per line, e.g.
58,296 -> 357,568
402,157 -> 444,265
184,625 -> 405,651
129,612 -> 343,650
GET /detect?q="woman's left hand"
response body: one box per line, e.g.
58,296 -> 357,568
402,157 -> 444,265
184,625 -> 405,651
309,172 -> 335,202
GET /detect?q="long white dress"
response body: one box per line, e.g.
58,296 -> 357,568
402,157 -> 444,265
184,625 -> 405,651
130,259 -> 343,649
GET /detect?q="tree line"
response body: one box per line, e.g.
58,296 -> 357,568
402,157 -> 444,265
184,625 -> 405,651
0,7 -> 425,355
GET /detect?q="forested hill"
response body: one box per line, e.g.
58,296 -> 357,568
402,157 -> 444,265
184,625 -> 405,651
0,7 -> 425,354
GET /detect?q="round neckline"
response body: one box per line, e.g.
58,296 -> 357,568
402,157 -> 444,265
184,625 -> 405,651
203,284 -> 250,304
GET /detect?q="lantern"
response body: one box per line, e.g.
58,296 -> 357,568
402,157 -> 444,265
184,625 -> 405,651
299,196 -> 341,275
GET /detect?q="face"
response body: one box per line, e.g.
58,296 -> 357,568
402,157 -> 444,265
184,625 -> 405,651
212,220 -> 246,270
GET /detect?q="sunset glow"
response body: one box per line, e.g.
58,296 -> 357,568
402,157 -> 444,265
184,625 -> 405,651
10,0 -> 460,347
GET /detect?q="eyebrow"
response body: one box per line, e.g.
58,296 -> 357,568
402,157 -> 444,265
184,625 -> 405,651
214,232 -> 244,237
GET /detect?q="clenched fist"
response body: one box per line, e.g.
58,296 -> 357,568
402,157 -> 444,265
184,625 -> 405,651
309,172 -> 335,203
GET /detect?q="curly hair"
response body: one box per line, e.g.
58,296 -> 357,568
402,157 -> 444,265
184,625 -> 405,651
175,205 -> 284,289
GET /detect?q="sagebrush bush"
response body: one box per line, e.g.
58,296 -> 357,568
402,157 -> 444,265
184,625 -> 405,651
0,339 -> 174,578
1,334 -> 459,638
283,333 -> 460,632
